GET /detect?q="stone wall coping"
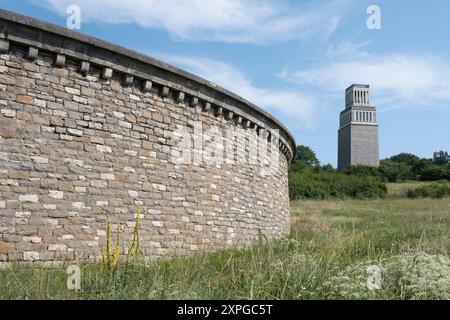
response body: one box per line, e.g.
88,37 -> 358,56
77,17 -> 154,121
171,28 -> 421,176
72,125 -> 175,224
0,9 -> 296,160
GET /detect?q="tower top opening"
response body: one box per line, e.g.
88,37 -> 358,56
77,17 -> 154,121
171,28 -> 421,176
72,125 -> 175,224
345,84 -> 370,108
345,84 -> 370,92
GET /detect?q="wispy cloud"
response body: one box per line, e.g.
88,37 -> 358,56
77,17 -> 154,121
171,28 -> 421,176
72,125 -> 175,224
155,54 -> 317,128
36,0 -> 344,44
290,54 -> 450,110
327,40 -> 372,56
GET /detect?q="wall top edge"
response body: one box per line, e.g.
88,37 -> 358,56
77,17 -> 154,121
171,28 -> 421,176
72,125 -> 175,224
0,9 -> 296,160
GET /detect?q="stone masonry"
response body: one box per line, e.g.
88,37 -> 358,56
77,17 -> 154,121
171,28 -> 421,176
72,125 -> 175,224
0,10 -> 295,266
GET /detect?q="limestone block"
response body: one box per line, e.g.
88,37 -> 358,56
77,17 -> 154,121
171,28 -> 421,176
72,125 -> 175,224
0,39 -> 9,53
203,102 -> 211,112
124,74 -> 134,86
54,54 -> 66,67
176,91 -> 185,102
23,251 -> 40,261
79,61 -> 90,76
27,47 -> 39,60
19,195 -> 39,203
102,68 -> 113,80
142,80 -> 152,92
160,86 -> 169,97
189,97 -> 199,107
16,95 -> 33,104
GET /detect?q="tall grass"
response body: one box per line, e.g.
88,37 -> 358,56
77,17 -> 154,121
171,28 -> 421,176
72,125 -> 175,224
1,196 -> 450,300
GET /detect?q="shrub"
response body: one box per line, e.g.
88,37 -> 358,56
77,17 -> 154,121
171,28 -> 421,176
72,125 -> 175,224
389,153 -> 421,165
420,164 -> 449,181
344,165 -> 381,178
378,160 -> 414,182
406,183 -> 450,199
289,170 -> 387,200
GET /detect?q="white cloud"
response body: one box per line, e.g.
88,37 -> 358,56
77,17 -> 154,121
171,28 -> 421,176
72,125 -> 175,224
291,54 -> 450,110
327,40 -> 372,56
36,0 -> 344,44
156,54 -> 317,127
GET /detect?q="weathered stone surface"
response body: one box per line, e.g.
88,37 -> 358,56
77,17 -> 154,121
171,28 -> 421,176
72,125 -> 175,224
23,251 -> 40,261
79,61 -> 90,76
67,128 -> 83,136
27,46 -> 39,60
102,68 -> 113,79
0,128 -> 19,138
16,95 -> 33,104
0,39 -> 9,53
96,145 -> 112,153
65,87 -> 80,95
0,242 -> 14,253
90,136 -> 104,144
54,54 -> 66,67
31,156 -> 49,164
142,80 -> 152,92
0,10 -> 294,265
142,140 -> 152,150
9,171 -> 29,180
100,173 -> 115,181
0,74 -> 16,85
1,109 -> 16,117
49,190 -> 64,200
48,244 -> 67,251
19,195 -> 39,203
128,190 -> 139,198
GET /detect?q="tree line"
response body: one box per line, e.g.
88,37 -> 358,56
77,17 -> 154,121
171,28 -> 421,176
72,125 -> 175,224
343,151 -> 450,182
289,146 -> 449,200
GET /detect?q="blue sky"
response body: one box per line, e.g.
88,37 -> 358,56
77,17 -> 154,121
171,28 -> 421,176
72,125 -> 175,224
2,0 -> 449,166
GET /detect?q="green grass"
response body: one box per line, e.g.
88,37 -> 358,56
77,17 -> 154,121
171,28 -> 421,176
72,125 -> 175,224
1,185 -> 450,300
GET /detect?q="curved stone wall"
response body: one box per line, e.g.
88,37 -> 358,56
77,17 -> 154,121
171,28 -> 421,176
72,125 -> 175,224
0,10 -> 295,264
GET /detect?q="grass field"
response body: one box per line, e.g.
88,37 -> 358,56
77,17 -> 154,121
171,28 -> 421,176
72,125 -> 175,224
1,183 -> 450,300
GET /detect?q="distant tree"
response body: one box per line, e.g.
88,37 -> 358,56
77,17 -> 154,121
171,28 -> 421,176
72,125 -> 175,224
295,145 -> 320,167
411,158 -> 432,179
383,153 -> 426,181
389,153 -> 421,165
433,151 -> 450,165
321,164 -> 336,173
420,163 -> 449,181
289,159 -> 311,174
378,160 -> 413,182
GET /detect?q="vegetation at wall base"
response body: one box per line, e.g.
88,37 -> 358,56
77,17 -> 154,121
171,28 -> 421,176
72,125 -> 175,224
1,193 -> 450,300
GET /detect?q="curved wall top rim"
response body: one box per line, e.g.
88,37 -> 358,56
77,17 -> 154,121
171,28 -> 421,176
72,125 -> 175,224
0,9 -> 296,161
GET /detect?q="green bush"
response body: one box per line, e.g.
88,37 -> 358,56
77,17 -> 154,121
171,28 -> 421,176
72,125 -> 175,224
344,165 -> 381,178
406,183 -> 450,199
420,164 -> 449,181
289,169 -> 387,200
378,160 -> 414,182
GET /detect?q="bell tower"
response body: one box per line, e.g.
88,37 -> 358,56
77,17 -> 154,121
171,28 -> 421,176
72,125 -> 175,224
338,84 -> 379,171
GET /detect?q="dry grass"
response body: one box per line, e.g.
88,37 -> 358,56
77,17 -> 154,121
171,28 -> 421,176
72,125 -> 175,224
1,186 -> 450,299
387,181 -> 450,198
